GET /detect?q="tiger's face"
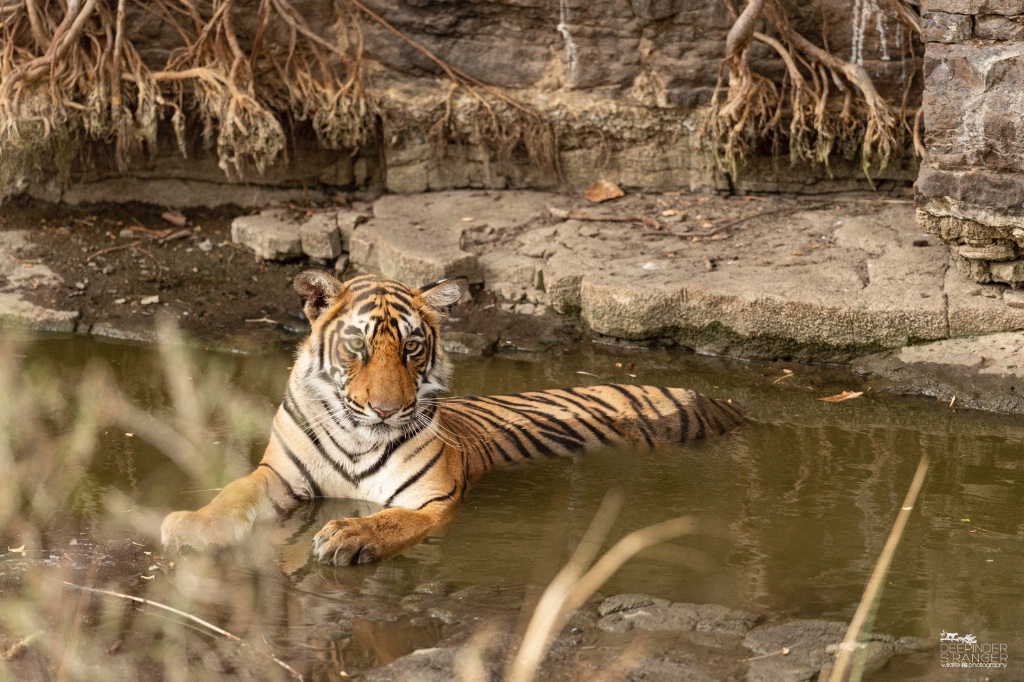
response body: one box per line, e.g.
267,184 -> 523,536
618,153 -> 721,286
292,270 -> 467,438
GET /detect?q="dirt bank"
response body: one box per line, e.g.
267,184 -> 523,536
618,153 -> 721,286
3,188 -> 1024,413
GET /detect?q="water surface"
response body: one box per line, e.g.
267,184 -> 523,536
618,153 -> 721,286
3,336 -> 1023,680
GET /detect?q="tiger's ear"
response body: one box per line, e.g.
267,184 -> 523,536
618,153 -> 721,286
293,269 -> 344,323
416,276 -> 468,317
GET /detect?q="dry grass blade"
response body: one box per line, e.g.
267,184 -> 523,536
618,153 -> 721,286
828,454 -> 930,682
508,491 -> 698,682
62,582 -> 304,680
819,391 -> 864,403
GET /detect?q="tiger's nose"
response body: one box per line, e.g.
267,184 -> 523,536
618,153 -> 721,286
369,404 -> 399,420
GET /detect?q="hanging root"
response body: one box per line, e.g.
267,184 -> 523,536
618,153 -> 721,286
702,0 -> 922,181
0,0 -> 374,182
0,0 -> 556,187
347,0 -> 559,181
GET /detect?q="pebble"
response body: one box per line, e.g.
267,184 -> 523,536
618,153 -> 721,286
197,239 -> 213,252
140,295 -> 160,306
1004,290 -> 1024,309
516,303 -> 536,315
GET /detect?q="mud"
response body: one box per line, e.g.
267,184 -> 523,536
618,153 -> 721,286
0,196 -> 585,354
0,534 -> 927,682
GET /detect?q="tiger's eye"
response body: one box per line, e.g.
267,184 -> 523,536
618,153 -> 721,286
348,337 -> 365,351
404,340 -> 421,352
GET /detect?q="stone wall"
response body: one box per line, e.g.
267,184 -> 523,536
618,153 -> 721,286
366,0 -> 920,195
14,1 -> 922,206
917,0 -> 1024,285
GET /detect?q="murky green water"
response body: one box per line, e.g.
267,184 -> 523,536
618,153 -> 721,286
4,335 -> 1024,679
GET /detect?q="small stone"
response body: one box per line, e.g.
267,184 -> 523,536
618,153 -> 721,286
299,212 -> 342,260
118,228 -> 136,239
197,239 -> 213,252
516,302 -> 536,315
990,260 -> 1024,286
975,14 -> 1024,42
958,243 -> 1016,261
114,298 -> 126,304
413,581 -> 452,596
1004,290 -> 1024,308
231,209 -> 302,261
73,281 -> 86,290
442,332 -> 496,356
336,212 -> 367,245
922,12 -> 972,43
140,295 -> 160,306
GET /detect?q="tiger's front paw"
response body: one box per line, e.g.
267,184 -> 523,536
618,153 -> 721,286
161,509 -> 252,552
312,518 -> 385,565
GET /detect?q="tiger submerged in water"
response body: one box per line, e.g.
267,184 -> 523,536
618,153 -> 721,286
161,270 -> 744,565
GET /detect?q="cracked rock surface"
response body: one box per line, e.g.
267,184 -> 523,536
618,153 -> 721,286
5,190 -> 1024,412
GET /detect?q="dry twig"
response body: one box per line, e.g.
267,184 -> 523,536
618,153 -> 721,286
508,492 -> 699,682
62,581 -> 304,680
829,454 -> 929,681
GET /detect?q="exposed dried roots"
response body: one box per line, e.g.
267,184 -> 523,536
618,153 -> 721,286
0,0 -> 373,182
702,0 -> 923,181
0,0 -> 555,188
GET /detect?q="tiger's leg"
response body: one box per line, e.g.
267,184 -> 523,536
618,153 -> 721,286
161,464 -> 300,551
312,504 -> 455,565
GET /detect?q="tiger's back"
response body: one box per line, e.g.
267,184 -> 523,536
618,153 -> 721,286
442,384 -> 743,479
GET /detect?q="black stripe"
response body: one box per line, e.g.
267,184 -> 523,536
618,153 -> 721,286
442,403 -> 515,462
690,392 -> 709,439
536,391 -> 614,444
258,462 -> 305,502
449,400 -> 536,459
442,410 -> 500,466
632,388 -> 668,442
475,396 -> 589,445
271,430 -> 323,498
385,445 -> 445,507
416,482 -> 458,510
557,388 -> 628,438
354,426 -> 421,482
534,391 -> 616,444
457,399 -> 559,458
282,392 -> 355,483
600,384 -> 657,448
654,386 -> 692,442
356,300 -> 378,316
564,386 -> 625,418
388,298 -> 413,317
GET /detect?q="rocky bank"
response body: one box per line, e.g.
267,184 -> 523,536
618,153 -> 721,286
2,188 -> 1024,414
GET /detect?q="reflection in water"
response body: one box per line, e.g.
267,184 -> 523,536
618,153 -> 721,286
3,337 -> 1024,679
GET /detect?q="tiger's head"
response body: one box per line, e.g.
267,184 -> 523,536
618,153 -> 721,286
291,270 -> 468,438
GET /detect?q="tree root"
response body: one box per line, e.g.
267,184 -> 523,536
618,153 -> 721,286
0,0 -> 556,187
702,0 -> 923,181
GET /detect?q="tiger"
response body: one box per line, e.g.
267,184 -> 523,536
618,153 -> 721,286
161,270 -> 744,565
